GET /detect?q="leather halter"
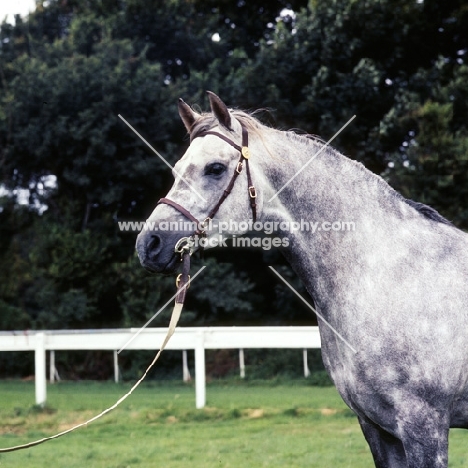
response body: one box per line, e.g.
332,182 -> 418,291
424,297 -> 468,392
157,123 -> 257,250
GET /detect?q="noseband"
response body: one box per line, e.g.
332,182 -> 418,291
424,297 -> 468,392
157,123 -> 257,256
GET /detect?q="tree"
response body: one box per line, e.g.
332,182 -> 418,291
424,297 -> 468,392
222,0 -> 468,174
382,63 -> 468,229
0,0 -> 467,343
0,0 -> 268,333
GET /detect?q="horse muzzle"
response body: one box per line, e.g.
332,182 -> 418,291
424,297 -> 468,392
135,229 -> 189,274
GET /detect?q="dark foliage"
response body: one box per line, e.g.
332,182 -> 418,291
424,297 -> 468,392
0,0 -> 467,377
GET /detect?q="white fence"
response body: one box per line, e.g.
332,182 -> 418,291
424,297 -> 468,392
0,327 -> 321,408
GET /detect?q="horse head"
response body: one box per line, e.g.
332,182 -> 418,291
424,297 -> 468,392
136,92 -> 264,274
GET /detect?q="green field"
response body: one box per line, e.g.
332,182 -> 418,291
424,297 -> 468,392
0,380 -> 467,467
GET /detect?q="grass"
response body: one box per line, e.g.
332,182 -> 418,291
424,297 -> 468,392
0,380 -> 467,467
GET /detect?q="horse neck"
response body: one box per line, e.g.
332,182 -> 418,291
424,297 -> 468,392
259,131 -> 407,302
261,130 -> 402,223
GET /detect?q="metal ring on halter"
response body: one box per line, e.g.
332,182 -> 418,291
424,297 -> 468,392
174,236 -> 195,255
201,217 -> 211,230
176,273 -> 191,289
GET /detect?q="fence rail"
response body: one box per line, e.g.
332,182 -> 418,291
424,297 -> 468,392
0,327 -> 321,408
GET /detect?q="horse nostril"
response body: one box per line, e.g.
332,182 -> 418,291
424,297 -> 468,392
148,234 -> 162,256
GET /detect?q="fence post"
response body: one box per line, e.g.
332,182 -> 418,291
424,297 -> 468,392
35,332 -> 47,406
303,349 -> 311,378
49,350 -> 55,383
195,331 -> 206,409
182,350 -> 191,381
239,349 -> 245,378
114,350 -> 119,383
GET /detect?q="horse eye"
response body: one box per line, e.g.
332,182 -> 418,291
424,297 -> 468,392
204,162 -> 227,177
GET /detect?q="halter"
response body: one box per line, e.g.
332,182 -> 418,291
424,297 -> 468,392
158,123 -> 257,257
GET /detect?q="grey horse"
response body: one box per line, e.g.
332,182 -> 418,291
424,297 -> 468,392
136,92 -> 468,467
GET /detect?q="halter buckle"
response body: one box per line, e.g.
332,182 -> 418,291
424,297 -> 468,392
174,236 -> 195,256
236,161 -> 243,174
248,186 -> 257,198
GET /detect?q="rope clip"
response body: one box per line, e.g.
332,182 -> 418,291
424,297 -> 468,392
174,236 -> 195,256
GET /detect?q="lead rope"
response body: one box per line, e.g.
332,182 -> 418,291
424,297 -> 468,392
0,252 -> 191,453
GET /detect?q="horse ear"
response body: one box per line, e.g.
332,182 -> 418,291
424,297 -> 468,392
178,98 -> 201,133
207,91 -> 232,130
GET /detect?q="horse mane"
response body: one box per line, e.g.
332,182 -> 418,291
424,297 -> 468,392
403,199 -> 453,226
191,109 -> 454,227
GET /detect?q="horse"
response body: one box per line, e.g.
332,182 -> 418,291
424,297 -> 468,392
136,91 -> 468,468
